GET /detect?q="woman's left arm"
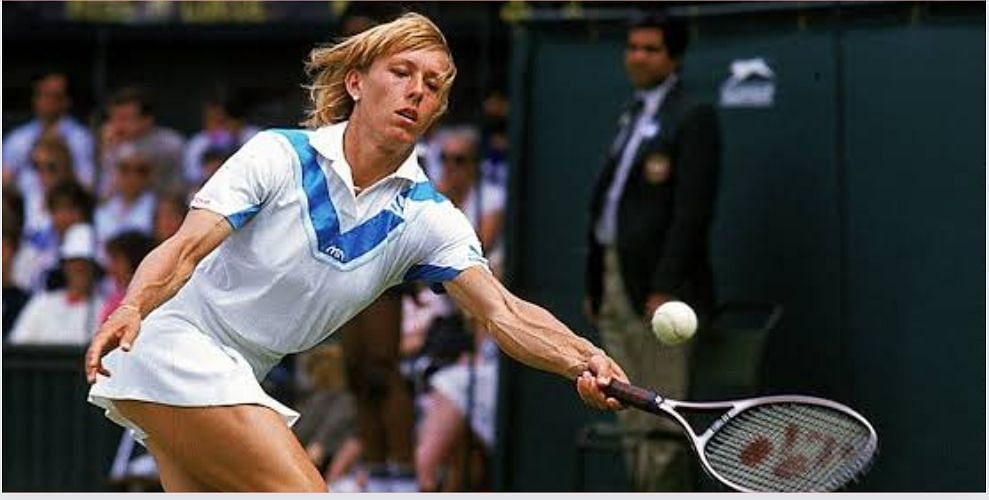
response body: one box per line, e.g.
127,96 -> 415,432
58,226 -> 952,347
445,266 -> 627,410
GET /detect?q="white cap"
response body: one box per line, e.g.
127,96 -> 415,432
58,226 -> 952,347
60,223 -> 97,261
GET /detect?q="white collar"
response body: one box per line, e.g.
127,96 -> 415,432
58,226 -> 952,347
636,73 -> 679,111
309,121 -> 426,187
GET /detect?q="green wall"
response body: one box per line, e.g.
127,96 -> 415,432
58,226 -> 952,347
498,3 -> 984,492
841,17 -> 986,490
3,346 -> 123,491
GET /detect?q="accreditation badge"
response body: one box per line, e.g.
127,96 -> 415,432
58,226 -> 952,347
643,153 -> 672,184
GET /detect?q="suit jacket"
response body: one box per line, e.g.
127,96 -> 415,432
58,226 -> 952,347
587,77 -> 721,317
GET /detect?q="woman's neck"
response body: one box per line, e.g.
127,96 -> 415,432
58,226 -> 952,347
343,120 -> 412,190
119,191 -> 144,206
65,287 -> 91,302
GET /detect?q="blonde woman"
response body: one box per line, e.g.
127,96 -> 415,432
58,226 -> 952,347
86,13 -> 626,492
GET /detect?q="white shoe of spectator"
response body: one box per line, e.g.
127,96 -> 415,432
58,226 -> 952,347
328,474 -> 362,493
128,454 -> 158,478
365,466 -> 391,493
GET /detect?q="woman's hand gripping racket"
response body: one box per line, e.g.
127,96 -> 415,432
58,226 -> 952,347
603,380 -> 878,492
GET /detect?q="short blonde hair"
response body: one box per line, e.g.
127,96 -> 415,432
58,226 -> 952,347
302,12 -> 457,128
32,131 -> 74,175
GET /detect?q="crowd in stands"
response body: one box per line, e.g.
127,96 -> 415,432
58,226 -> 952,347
2,70 -> 512,492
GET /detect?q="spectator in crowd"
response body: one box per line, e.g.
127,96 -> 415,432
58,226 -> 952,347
21,133 -> 79,247
95,148 -> 157,246
323,435 -> 365,492
2,184 -> 26,239
47,181 -> 97,239
479,89 -> 510,193
2,227 -> 31,339
182,95 -> 259,186
99,231 -> 155,323
339,289 -> 418,493
197,145 -> 236,190
8,223 -> 105,345
99,86 -> 185,197
585,12 -> 721,491
416,323 -> 499,492
416,125 -> 446,184
152,192 -> 188,245
436,127 -> 506,275
2,187 -> 31,338
291,344 -> 358,480
412,130 -> 506,491
2,71 -> 96,192
13,180 -> 95,292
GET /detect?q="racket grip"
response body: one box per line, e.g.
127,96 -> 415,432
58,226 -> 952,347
604,380 -> 661,412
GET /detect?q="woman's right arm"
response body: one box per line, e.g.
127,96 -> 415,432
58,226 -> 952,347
85,208 -> 233,383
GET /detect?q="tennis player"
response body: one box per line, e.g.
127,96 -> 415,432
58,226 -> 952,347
86,13 -> 626,492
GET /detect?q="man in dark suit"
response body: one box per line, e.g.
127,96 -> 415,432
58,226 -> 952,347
585,12 -> 721,491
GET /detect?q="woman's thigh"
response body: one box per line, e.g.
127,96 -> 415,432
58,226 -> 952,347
145,442 -> 215,492
114,399 -> 325,492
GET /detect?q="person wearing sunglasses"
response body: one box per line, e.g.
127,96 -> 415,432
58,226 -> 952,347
94,147 -> 157,249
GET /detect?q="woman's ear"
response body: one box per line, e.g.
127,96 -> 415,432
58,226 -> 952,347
344,69 -> 362,102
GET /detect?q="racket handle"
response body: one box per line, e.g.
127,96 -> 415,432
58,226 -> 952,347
604,380 -> 661,412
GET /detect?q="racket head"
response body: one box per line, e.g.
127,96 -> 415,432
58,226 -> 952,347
695,395 -> 878,492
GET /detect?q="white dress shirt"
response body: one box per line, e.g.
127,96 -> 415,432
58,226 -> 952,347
595,74 -> 679,245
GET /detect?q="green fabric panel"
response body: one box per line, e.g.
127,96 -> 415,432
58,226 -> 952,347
3,347 -> 122,491
842,23 -> 986,491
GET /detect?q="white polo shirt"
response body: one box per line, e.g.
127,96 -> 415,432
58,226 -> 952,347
149,122 -> 487,376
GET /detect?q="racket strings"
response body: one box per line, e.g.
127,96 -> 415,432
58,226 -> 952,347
725,405 -> 872,490
708,410 -> 867,491
704,403 -> 875,492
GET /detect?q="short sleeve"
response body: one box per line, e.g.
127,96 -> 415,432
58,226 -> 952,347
404,205 -> 489,293
189,131 -> 289,230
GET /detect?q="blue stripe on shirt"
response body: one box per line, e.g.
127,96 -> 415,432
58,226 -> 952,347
270,129 -> 444,265
226,205 -> 261,229
404,264 -> 462,293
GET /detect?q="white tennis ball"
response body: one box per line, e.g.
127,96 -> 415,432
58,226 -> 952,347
651,301 -> 698,345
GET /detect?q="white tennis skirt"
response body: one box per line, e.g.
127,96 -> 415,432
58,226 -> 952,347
87,312 -> 300,445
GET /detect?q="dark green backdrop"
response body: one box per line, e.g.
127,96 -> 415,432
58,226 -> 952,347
496,2 -> 984,492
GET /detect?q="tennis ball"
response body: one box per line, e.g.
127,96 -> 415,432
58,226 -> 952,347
651,301 -> 698,345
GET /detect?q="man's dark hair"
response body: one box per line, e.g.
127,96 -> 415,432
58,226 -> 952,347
105,230 -> 155,271
32,71 -> 70,94
206,92 -> 249,121
45,180 -> 95,222
156,191 -> 190,219
629,11 -> 690,60
201,145 -> 236,165
108,86 -> 155,117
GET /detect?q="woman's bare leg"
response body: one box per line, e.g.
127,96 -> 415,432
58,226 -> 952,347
144,441 -> 215,492
415,393 -> 465,491
114,399 -> 326,492
342,290 -> 414,467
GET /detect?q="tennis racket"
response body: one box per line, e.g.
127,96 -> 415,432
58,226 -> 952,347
603,380 -> 878,492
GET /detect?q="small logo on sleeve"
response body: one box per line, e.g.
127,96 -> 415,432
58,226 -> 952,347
192,195 -> 212,207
